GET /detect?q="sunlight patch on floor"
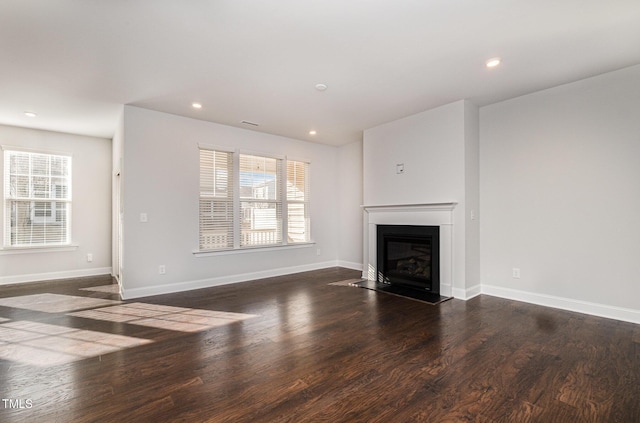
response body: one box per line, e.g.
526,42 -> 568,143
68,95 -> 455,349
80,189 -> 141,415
79,284 -> 120,294
328,279 -> 365,287
0,320 -> 151,367
69,302 -> 258,333
0,289 -> 258,367
0,293 -> 120,313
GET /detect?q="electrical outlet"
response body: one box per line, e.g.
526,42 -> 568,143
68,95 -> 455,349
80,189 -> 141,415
140,213 -> 148,222
159,265 -> 166,275
512,268 -> 521,279
316,248 -> 321,256
87,253 -> 93,262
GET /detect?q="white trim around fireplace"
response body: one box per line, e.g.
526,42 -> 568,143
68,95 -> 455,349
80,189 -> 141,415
361,202 -> 457,298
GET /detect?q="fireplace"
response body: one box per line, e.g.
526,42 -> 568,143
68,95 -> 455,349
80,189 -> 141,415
377,225 -> 440,294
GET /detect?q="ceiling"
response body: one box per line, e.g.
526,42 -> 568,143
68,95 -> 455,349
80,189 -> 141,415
1,1 -> 639,146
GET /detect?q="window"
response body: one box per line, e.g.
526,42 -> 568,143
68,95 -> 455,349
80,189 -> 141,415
239,154 -> 282,247
286,160 -> 310,243
3,149 -> 72,247
199,149 -> 233,250
199,147 -> 310,251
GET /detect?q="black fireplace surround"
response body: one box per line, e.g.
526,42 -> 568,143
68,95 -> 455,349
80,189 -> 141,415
377,225 -> 440,294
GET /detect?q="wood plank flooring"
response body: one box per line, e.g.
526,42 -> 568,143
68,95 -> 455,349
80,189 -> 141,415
1,268 -> 639,422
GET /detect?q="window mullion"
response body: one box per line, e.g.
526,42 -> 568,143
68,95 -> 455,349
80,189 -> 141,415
28,153 -> 33,199
232,150 -> 241,249
281,159 -> 289,245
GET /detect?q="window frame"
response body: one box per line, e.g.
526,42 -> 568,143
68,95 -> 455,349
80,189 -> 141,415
285,158 -> 310,245
2,146 -> 73,249
238,152 -> 283,248
198,145 -> 312,253
199,147 -> 235,251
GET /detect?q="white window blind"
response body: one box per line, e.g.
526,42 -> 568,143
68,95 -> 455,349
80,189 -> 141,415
286,160 -> 310,243
199,149 -> 234,250
198,148 -> 310,252
239,154 -> 282,247
3,149 -> 72,247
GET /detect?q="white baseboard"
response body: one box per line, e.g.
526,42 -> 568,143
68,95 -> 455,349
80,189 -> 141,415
0,267 -> 112,286
336,260 -> 363,271
452,284 -> 481,300
482,284 -> 640,325
121,260 -> 343,300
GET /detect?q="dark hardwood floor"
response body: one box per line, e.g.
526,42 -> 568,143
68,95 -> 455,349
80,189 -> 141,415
1,267 -> 639,422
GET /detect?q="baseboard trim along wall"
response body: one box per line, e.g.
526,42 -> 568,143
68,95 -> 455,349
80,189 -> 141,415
452,284 -> 482,300
121,260 -> 342,300
7,263 -> 635,325
336,260 -> 363,271
482,284 -> 640,325
0,267 -> 113,286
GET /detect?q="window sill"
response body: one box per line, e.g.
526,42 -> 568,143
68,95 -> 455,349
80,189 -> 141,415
0,244 -> 79,255
193,242 -> 315,257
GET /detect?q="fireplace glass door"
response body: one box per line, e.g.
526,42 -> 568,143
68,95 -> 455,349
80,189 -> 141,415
377,225 -> 440,293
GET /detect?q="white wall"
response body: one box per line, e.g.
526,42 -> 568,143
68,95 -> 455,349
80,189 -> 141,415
0,125 -> 112,284
337,140 -> 363,269
480,64 -> 640,321
363,101 -> 465,207
363,100 -> 479,296
111,108 -> 124,282
120,106 -> 346,298
464,101 -> 480,294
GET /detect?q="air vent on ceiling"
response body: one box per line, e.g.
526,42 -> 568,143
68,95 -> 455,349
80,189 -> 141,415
241,120 -> 259,127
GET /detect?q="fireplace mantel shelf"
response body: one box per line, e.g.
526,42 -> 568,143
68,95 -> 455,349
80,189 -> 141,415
362,202 -> 457,212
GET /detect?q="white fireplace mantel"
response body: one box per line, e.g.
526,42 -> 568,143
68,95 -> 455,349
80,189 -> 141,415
362,202 -> 457,213
362,202 -> 457,298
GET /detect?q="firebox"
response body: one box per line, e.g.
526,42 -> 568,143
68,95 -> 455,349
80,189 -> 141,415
377,225 -> 440,294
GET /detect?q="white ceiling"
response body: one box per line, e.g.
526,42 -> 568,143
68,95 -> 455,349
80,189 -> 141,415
1,1 -> 639,146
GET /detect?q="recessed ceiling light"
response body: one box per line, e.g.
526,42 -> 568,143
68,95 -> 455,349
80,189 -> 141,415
309,130 -> 317,135
486,58 -> 501,68
24,111 -> 37,117
192,102 -> 202,109
315,83 -> 328,91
